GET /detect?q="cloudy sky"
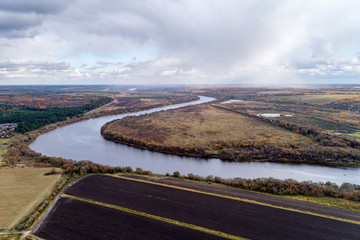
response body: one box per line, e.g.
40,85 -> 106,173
1,0 -> 360,85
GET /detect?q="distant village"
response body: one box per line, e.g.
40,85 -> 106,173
0,123 -> 17,138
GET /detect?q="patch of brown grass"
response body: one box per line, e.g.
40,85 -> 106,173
106,104 -> 315,150
270,94 -> 357,105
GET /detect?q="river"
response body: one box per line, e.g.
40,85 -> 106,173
30,96 -> 360,185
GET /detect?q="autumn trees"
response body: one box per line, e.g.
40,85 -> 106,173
0,96 -> 112,133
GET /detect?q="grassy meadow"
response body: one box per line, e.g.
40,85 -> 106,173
270,94 -> 357,105
0,138 -> 13,166
105,104 -> 316,151
219,100 -> 360,133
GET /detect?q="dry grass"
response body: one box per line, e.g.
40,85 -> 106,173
107,104 -> 315,149
272,94 -> 357,105
0,138 -> 13,165
220,100 -> 360,133
0,234 -> 22,240
287,195 -> 360,211
0,168 -> 61,231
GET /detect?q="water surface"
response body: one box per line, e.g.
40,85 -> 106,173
30,96 -> 360,185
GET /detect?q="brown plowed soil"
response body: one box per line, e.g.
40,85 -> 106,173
57,175 -> 360,240
35,197 -> 226,240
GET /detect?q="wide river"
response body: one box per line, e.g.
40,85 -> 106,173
30,96 -> 360,185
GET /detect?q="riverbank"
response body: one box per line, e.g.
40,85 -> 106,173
28,94 -> 200,144
2,94 -> 200,168
0,94 -> 201,233
101,104 -> 360,167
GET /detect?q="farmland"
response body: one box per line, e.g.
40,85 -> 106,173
2,85 -> 360,238
34,197 -> 225,240
0,86 -> 202,234
33,175 -> 360,240
267,94 -> 358,105
216,100 -> 360,133
0,167 -> 61,231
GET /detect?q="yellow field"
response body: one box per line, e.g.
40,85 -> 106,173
0,168 -> 61,231
273,94 -> 357,105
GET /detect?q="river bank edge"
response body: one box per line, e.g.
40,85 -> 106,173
3,94 -> 360,235
0,94 -> 203,233
100,109 -> 360,168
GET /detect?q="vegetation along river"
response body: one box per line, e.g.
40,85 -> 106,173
30,96 -> 360,185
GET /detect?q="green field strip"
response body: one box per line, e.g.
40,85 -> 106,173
113,175 -> 360,225
61,194 -> 248,240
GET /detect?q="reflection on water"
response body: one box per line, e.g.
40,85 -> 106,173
30,96 -> 360,185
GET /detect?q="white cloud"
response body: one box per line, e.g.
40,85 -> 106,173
1,0 -> 360,84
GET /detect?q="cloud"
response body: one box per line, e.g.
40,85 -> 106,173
0,60 -> 79,81
1,0 -> 360,84
0,0 -> 72,38
0,0 -> 72,14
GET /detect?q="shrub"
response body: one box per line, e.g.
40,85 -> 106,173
187,173 -> 195,180
142,170 -> 152,175
214,176 -> 222,183
173,171 -> 180,178
205,175 -> 214,182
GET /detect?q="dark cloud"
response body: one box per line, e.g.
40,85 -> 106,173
0,12 -> 42,38
0,0 -> 72,14
0,0 -> 72,38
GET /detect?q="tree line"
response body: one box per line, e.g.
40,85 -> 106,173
185,173 -> 360,201
0,96 -> 112,133
261,117 -> 360,148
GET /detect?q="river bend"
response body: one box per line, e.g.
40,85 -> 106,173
30,96 -> 360,185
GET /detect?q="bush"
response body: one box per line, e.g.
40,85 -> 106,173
214,176 -> 222,183
205,175 -> 214,182
142,170 -> 152,175
187,173 -> 195,180
124,166 -> 133,173
173,171 -> 180,178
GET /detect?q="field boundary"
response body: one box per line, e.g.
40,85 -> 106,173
62,194 -> 248,240
112,175 -> 360,225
